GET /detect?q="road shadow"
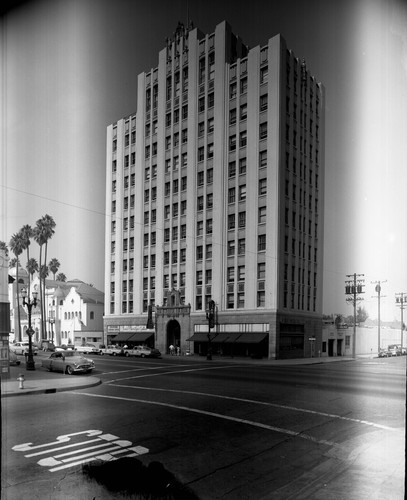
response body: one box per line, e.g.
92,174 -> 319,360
82,456 -> 199,499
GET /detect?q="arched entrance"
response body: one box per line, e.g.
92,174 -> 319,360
166,319 -> 181,354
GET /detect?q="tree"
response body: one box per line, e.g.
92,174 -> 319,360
27,258 -> 39,280
357,306 -> 368,324
48,258 -> 60,280
34,214 -> 56,340
56,272 -> 67,282
9,231 -> 25,342
20,224 -> 34,292
0,241 -> 8,255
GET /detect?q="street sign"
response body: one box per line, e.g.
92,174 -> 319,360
308,337 -> 316,341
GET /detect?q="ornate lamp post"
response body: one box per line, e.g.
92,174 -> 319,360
206,299 -> 215,360
21,288 -> 38,371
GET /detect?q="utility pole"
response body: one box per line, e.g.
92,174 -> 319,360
345,273 -> 365,357
395,292 -> 407,349
372,280 -> 386,354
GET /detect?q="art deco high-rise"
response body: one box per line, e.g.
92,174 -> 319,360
104,21 -> 325,359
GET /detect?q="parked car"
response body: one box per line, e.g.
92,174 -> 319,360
55,344 -> 75,352
378,348 -> 390,358
41,351 -> 95,375
10,342 -> 38,356
124,345 -> 161,358
387,344 -> 402,356
40,340 -> 56,352
75,343 -> 100,354
9,349 -> 21,366
99,345 -> 124,356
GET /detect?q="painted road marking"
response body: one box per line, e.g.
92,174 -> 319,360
74,392 -> 338,447
109,385 -> 398,432
105,364 -> 246,384
12,430 -> 149,473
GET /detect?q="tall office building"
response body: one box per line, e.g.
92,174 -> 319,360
104,20 -> 325,359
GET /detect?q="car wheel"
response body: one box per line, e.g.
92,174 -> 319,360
125,352 -> 130,357
113,352 -> 117,356
66,366 -> 74,375
141,354 -> 145,358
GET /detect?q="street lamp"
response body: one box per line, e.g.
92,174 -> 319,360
49,317 -> 55,343
206,299 -> 216,360
21,288 -> 38,371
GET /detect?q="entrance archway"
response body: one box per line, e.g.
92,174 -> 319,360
166,320 -> 180,354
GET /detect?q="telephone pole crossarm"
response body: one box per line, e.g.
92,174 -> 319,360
345,273 -> 365,357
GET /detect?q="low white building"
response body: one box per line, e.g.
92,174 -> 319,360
9,272 -> 104,346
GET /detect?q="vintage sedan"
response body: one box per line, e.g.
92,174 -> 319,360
124,345 -> 161,358
10,341 -> 38,356
42,351 -> 95,375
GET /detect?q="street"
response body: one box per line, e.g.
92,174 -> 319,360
2,353 -> 406,499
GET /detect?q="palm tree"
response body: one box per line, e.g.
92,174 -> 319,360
27,257 -> 39,281
0,241 -> 8,255
48,258 -> 60,280
20,224 -> 33,292
9,231 -> 25,342
34,214 -> 56,340
56,272 -> 67,282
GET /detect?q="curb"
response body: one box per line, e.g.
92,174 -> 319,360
1,377 -> 102,398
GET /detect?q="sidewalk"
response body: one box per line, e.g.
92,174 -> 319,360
1,363 -> 101,398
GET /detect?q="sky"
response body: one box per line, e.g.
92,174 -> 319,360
1,0 -> 407,321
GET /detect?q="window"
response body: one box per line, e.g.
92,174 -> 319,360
174,108 -> 179,124
258,262 -> 266,279
258,206 -> 266,224
230,108 -> 237,125
164,205 -> 170,219
181,200 -> 187,215
257,291 -> 265,307
237,265 -> 245,281
198,147 -> 205,162
238,238 -> 245,255
173,179 -> 179,193
227,240 -> 235,256
259,178 -> 267,195
228,213 -> 235,230
206,244 -> 212,259
181,224 -> 186,239
207,193 -> 213,209
207,168 -> 213,184
228,161 -> 236,177
208,93 -> 214,108
239,185 -> 246,201
207,143 -> 214,159
239,158 -> 247,174
197,171 -> 205,186
240,103 -> 247,121
181,176 -> 187,190
199,97 -> 205,112
228,187 -> 236,204
258,234 -> 266,251
182,105 -> 188,120
229,135 -> 236,151
197,195 -> 204,211
182,129 -> 188,144
227,267 -> 235,282
239,131 -> 247,148
260,122 -> 268,140
165,182 -> 171,196
196,245 -> 203,260
198,121 -> 205,137
207,118 -> 214,134
197,220 -> 204,236
205,269 -> 212,284
206,219 -> 213,234
260,66 -> 268,84
230,82 -> 237,99
260,94 -> 268,111
238,211 -> 246,228
240,77 -> 247,94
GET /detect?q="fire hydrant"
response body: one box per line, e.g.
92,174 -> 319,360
17,374 -> 25,389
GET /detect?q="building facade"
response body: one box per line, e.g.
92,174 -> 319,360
9,274 -> 104,347
104,21 -> 325,359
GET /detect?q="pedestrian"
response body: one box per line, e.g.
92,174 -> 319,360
169,344 -> 174,355
176,346 -> 180,356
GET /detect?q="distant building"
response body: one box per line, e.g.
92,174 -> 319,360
8,274 -> 104,346
104,20 -> 325,359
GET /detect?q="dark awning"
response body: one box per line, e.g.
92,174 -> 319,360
234,333 -> 268,343
186,333 -> 216,342
127,332 -> 154,342
211,333 -> 232,343
112,333 -> 134,342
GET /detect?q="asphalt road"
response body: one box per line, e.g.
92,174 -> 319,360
2,353 -> 406,499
